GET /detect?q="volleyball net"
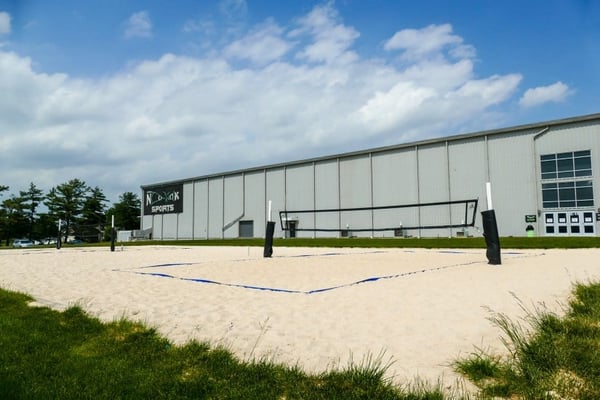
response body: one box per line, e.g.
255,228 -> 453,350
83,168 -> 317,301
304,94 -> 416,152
278,198 -> 479,236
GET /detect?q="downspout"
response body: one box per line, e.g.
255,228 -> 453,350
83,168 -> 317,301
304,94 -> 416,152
532,126 -> 551,232
222,173 -> 246,234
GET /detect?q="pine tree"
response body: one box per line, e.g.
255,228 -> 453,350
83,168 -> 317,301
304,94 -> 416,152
19,182 -> 45,240
44,179 -> 90,243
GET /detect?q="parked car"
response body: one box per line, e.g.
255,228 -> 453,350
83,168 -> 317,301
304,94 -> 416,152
12,239 -> 34,248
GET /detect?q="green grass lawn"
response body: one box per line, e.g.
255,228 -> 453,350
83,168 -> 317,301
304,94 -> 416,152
43,235 -> 599,249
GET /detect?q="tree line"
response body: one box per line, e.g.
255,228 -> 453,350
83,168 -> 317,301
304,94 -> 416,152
0,179 -> 141,246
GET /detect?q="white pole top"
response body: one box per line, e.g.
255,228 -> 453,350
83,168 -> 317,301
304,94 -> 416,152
268,200 -> 272,222
486,182 -> 493,210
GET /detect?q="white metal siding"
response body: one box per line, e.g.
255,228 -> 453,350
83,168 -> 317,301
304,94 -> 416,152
314,159 -> 339,237
193,180 -> 209,239
448,138 -> 487,236
266,168 -> 286,238
207,177 -> 224,238
244,171 -> 266,238
340,155 -> 372,236
223,174 -> 244,238
488,131 -> 537,236
177,182 -> 194,239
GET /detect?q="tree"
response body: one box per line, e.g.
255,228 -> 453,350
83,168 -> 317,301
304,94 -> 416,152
105,192 -> 141,240
0,186 -> 8,246
19,182 -> 45,240
112,192 -> 141,230
78,186 -> 108,242
45,179 -> 90,243
1,195 -> 28,246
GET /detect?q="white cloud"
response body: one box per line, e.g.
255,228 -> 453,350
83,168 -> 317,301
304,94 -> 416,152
0,11 -> 10,35
519,81 -> 572,107
124,11 -> 152,39
291,2 -> 359,64
224,19 -> 291,65
384,24 -> 475,61
0,4 -> 529,200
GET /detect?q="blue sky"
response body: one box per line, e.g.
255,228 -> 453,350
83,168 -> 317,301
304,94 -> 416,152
0,0 -> 598,202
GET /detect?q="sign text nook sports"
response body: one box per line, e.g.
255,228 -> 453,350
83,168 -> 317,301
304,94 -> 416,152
144,184 -> 183,215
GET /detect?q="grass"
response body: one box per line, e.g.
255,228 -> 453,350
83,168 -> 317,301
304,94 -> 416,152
3,235 -> 600,250
454,281 -> 600,399
23,235 -> 597,249
152,235 -> 599,249
0,288 -> 448,400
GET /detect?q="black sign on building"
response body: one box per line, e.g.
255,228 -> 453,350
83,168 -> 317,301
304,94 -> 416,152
144,184 -> 183,215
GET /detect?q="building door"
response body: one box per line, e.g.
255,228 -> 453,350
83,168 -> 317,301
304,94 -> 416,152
239,220 -> 254,238
286,221 -> 297,238
544,211 -> 595,236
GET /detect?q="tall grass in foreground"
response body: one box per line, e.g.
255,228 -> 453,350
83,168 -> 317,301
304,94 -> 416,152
455,282 -> 600,399
0,288 -> 447,399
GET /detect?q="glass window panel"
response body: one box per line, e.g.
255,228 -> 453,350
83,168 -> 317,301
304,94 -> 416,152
576,187 -> 593,201
560,201 -> 576,208
559,182 -> 575,188
570,214 -> 579,223
584,213 -> 593,223
557,158 -> 574,172
571,226 -> 581,233
585,226 -> 594,233
541,160 -> 556,173
577,200 -> 594,207
543,201 -> 558,208
546,226 -> 555,233
542,189 -> 558,202
543,183 -> 557,189
559,226 -> 568,233
559,188 -> 575,200
574,156 -> 591,170
557,152 -> 573,159
557,171 -> 574,178
575,180 -> 592,187
541,154 -> 556,161
545,214 -> 554,223
575,169 -> 592,177
542,172 -> 556,180
574,150 -> 590,157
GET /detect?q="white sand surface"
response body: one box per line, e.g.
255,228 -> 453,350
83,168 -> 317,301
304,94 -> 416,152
1,245 -> 599,390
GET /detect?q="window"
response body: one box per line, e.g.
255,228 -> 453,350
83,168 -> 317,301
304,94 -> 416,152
542,181 -> 594,208
541,150 -> 594,209
541,150 -> 591,180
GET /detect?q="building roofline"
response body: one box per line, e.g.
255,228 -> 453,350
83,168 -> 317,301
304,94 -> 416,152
141,112 -> 600,189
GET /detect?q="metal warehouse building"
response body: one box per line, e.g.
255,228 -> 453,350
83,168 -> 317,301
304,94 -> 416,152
141,113 -> 600,240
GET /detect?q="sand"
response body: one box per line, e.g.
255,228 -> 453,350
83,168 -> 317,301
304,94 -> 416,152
1,245 -> 599,390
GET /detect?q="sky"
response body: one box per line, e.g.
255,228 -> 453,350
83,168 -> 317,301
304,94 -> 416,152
0,0 -> 599,203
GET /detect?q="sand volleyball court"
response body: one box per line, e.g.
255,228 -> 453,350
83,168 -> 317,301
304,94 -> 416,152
1,245 -> 599,388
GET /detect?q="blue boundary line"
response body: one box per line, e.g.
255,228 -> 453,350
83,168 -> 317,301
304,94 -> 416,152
113,249 -> 532,295
120,259 -> 483,295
